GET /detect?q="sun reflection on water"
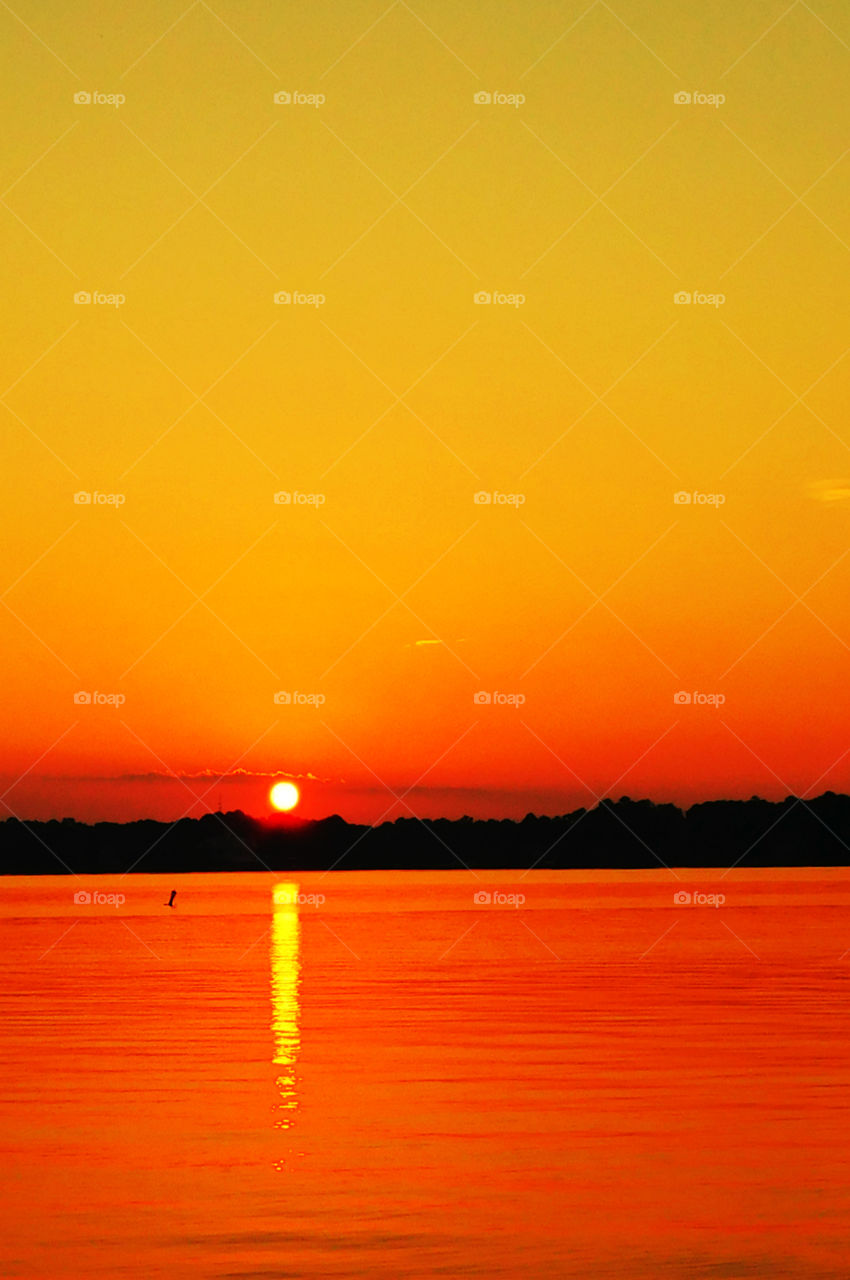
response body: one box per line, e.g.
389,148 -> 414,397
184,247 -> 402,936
270,883 -> 301,1129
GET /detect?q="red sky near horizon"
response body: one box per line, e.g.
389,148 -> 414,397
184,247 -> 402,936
2,0 -> 850,825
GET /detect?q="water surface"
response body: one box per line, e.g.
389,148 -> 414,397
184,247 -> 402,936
1,869 -> 849,1277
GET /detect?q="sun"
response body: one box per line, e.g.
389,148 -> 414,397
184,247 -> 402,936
269,781 -> 300,812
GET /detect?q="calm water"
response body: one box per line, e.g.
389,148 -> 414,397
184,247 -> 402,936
2,868 -> 850,1278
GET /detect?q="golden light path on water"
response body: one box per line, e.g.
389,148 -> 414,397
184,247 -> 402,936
270,883 -> 302,1130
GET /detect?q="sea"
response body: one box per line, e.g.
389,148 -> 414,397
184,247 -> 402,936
1,868 -> 849,1278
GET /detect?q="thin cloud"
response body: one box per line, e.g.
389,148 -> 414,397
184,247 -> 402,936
808,479 -> 850,504
404,637 -> 469,648
45,768 -> 335,784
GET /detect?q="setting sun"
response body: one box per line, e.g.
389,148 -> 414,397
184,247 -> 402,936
269,782 -> 300,813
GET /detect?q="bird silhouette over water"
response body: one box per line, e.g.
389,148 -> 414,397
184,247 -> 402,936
164,890 -> 177,908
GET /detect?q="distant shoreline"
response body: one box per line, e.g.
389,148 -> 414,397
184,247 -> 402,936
2,793 -> 849,874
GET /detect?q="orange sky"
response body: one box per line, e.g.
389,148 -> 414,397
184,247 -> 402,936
2,0 -> 849,823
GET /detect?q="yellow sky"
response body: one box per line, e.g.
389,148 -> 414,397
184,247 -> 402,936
2,0 -> 849,821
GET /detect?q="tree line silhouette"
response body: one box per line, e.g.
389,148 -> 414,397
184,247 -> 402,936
1,793 -> 849,874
